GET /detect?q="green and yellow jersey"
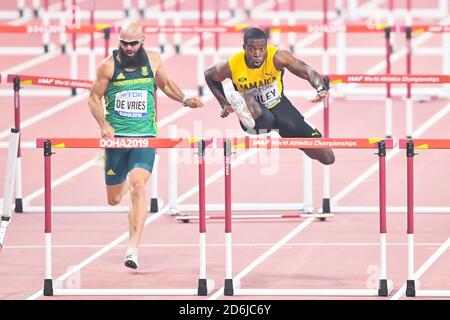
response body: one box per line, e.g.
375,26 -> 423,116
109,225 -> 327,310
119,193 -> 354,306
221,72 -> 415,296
104,49 -> 156,136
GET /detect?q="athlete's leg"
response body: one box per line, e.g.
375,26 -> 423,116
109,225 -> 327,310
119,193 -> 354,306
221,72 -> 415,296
123,147 -> 155,268
127,167 -> 151,249
272,98 -> 335,165
104,148 -> 130,205
234,92 -> 276,134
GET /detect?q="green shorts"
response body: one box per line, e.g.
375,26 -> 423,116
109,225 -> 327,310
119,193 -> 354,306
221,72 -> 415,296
104,136 -> 156,186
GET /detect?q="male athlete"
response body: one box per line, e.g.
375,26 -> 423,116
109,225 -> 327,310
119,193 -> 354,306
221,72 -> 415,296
204,27 -> 334,165
89,21 -> 202,269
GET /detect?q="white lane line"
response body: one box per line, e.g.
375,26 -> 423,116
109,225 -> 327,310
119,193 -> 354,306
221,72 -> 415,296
390,237 -> 450,300
208,218 -> 315,300
3,242 -> 447,249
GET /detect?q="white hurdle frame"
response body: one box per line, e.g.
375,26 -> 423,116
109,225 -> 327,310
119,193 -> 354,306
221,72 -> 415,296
167,125 -> 313,216
40,138 -> 215,296
0,129 -> 20,250
403,139 -> 450,298
223,138 -> 393,297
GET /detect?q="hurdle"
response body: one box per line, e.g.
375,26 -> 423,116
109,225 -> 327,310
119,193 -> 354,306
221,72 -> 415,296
223,137 -> 394,297
399,139 -> 450,298
327,74 -> 450,138
36,137 -> 214,296
167,125 -> 316,219
0,129 -> 20,251
4,74 -> 161,214
323,74 -> 450,215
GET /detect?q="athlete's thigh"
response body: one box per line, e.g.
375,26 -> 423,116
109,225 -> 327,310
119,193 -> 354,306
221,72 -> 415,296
272,98 -> 322,138
239,104 -> 276,135
128,147 -> 156,175
104,148 -> 130,185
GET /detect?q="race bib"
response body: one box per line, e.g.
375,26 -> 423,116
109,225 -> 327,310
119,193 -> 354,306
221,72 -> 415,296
114,90 -> 148,118
249,82 -> 281,108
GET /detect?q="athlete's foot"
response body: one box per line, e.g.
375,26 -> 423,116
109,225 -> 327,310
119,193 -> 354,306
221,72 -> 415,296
230,91 -> 255,129
124,247 -> 139,269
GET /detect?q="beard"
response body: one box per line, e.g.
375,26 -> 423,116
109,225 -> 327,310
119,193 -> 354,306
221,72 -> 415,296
118,44 -> 146,70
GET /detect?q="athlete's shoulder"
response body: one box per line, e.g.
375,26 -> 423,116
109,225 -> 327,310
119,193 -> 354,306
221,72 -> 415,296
145,49 -> 161,61
273,48 -> 294,65
97,54 -> 115,79
145,48 -> 162,71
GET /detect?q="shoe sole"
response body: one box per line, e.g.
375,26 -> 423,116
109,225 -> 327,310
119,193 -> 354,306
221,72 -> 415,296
230,92 -> 255,129
124,260 -> 138,269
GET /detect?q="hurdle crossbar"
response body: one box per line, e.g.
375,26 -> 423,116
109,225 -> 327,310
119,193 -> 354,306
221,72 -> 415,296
223,138 -> 394,297
175,213 -> 334,222
36,138 -> 214,296
399,139 -> 450,298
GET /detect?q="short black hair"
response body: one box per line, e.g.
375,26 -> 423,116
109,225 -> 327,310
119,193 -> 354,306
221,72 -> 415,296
243,27 -> 267,45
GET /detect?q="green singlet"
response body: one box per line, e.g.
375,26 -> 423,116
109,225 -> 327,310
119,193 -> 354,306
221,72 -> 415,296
104,49 -> 156,136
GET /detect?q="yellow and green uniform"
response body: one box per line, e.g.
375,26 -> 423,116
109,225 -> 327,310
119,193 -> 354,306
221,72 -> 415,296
104,49 -> 156,136
228,44 -> 322,139
228,44 -> 284,109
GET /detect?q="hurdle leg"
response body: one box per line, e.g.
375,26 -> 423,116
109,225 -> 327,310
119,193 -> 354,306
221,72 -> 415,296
59,15 -> 67,54
0,129 -> 20,251
377,141 -> 392,296
322,77 -> 331,214
406,140 -> 416,297
13,76 -> 23,213
138,0 -> 146,17
123,0 -> 131,17
43,140 -> 54,296
223,140 -> 234,295
42,8 -> 50,53
229,0 -> 237,17
196,140 -> 214,295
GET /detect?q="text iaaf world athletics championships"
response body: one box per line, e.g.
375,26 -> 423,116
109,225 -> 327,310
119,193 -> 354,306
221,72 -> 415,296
250,139 -> 358,148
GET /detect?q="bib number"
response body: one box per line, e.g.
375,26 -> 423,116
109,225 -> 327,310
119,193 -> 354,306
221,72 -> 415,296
250,82 -> 281,108
114,90 -> 148,118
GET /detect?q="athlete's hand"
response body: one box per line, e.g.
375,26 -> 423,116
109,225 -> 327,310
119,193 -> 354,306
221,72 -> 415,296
101,123 -> 115,138
220,105 -> 234,118
311,90 -> 329,103
184,97 -> 203,108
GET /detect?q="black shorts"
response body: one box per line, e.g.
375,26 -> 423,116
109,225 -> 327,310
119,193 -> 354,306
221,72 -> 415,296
239,96 -> 322,138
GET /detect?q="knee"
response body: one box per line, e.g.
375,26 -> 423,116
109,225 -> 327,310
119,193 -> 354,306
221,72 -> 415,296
108,195 -> 122,206
321,151 -> 335,165
130,183 -> 146,202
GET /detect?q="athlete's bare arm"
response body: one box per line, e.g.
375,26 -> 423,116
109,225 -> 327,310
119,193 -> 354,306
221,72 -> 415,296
274,49 -> 328,102
148,50 -> 202,108
204,59 -> 234,117
88,56 -> 115,138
